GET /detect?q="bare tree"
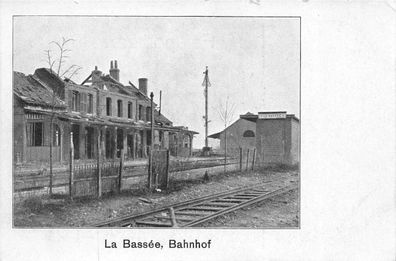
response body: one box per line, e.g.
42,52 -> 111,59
217,96 -> 236,173
44,37 -> 81,196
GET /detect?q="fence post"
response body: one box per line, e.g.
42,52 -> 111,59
239,147 -> 243,172
148,149 -> 152,189
169,207 -> 178,227
245,149 -> 250,172
165,150 -> 170,189
97,128 -> 102,198
69,133 -> 74,199
118,149 -> 124,193
251,148 -> 256,171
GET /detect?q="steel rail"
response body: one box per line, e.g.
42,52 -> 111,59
93,180 -> 295,227
93,181 -> 275,227
181,184 -> 297,227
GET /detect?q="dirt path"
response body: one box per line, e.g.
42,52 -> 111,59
13,167 -> 299,228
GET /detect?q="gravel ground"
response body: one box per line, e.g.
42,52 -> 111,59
13,166 -> 299,228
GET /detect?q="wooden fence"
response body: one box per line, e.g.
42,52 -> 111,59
71,160 -> 120,198
149,150 -> 170,190
14,148 -> 257,198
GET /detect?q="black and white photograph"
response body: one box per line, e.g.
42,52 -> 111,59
1,1 -> 395,261
12,16 -> 300,228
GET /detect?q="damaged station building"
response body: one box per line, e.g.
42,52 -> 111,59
13,60 -> 198,164
210,111 -> 300,166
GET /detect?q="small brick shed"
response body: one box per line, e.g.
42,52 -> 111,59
240,111 -> 300,166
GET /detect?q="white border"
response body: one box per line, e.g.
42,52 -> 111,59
1,1 -> 395,261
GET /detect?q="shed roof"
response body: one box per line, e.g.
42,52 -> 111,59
208,131 -> 221,139
208,113 -> 257,139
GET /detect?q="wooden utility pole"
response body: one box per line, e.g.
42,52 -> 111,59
69,132 -> 74,199
148,92 -> 155,189
251,148 -> 256,171
97,128 -> 102,198
202,66 -> 211,153
159,90 -> 162,115
239,147 -> 243,172
118,149 -> 124,193
246,149 -> 250,172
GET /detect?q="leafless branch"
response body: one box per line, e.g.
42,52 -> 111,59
44,49 -> 55,72
67,66 -> 82,79
50,38 -> 75,76
43,37 -> 77,196
60,64 -> 77,77
217,96 -> 236,128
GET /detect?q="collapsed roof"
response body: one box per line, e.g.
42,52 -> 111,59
13,71 -> 66,109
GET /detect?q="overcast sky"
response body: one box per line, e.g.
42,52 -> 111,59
14,16 -> 300,149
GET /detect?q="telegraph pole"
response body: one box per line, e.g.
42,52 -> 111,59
159,90 -> 162,115
148,92 -> 154,189
202,66 -> 211,155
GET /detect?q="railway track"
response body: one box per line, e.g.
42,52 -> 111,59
94,180 -> 298,228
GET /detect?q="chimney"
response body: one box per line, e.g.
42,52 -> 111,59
109,60 -> 120,82
91,66 -> 102,85
138,78 -> 148,95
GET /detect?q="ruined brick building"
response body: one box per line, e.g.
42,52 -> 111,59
13,60 -> 197,164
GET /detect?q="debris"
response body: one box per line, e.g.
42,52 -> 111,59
168,207 -> 178,227
203,171 -> 210,181
138,197 -> 152,204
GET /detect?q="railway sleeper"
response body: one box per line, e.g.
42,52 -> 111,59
175,211 -> 210,216
151,215 -> 196,222
226,196 -> 256,200
200,202 -> 237,207
250,189 -> 269,192
212,199 -> 245,203
184,206 -> 227,211
234,194 -> 258,197
135,220 -> 173,227
240,193 -> 266,196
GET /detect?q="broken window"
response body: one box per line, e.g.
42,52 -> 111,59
71,124 -> 80,159
52,124 -> 61,147
106,97 -> 112,116
26,122 -> 44,146
128,102 -> 132,119
138,105 -> 143,121
184,136 -> 189,148
116,129 -> 123,158
71,91 -> 80,112
117,99 -> 123,117
85,127 -> 94,159
105,129 -> 112,159
87,94 -> 93,114
146,107 -> 151,122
